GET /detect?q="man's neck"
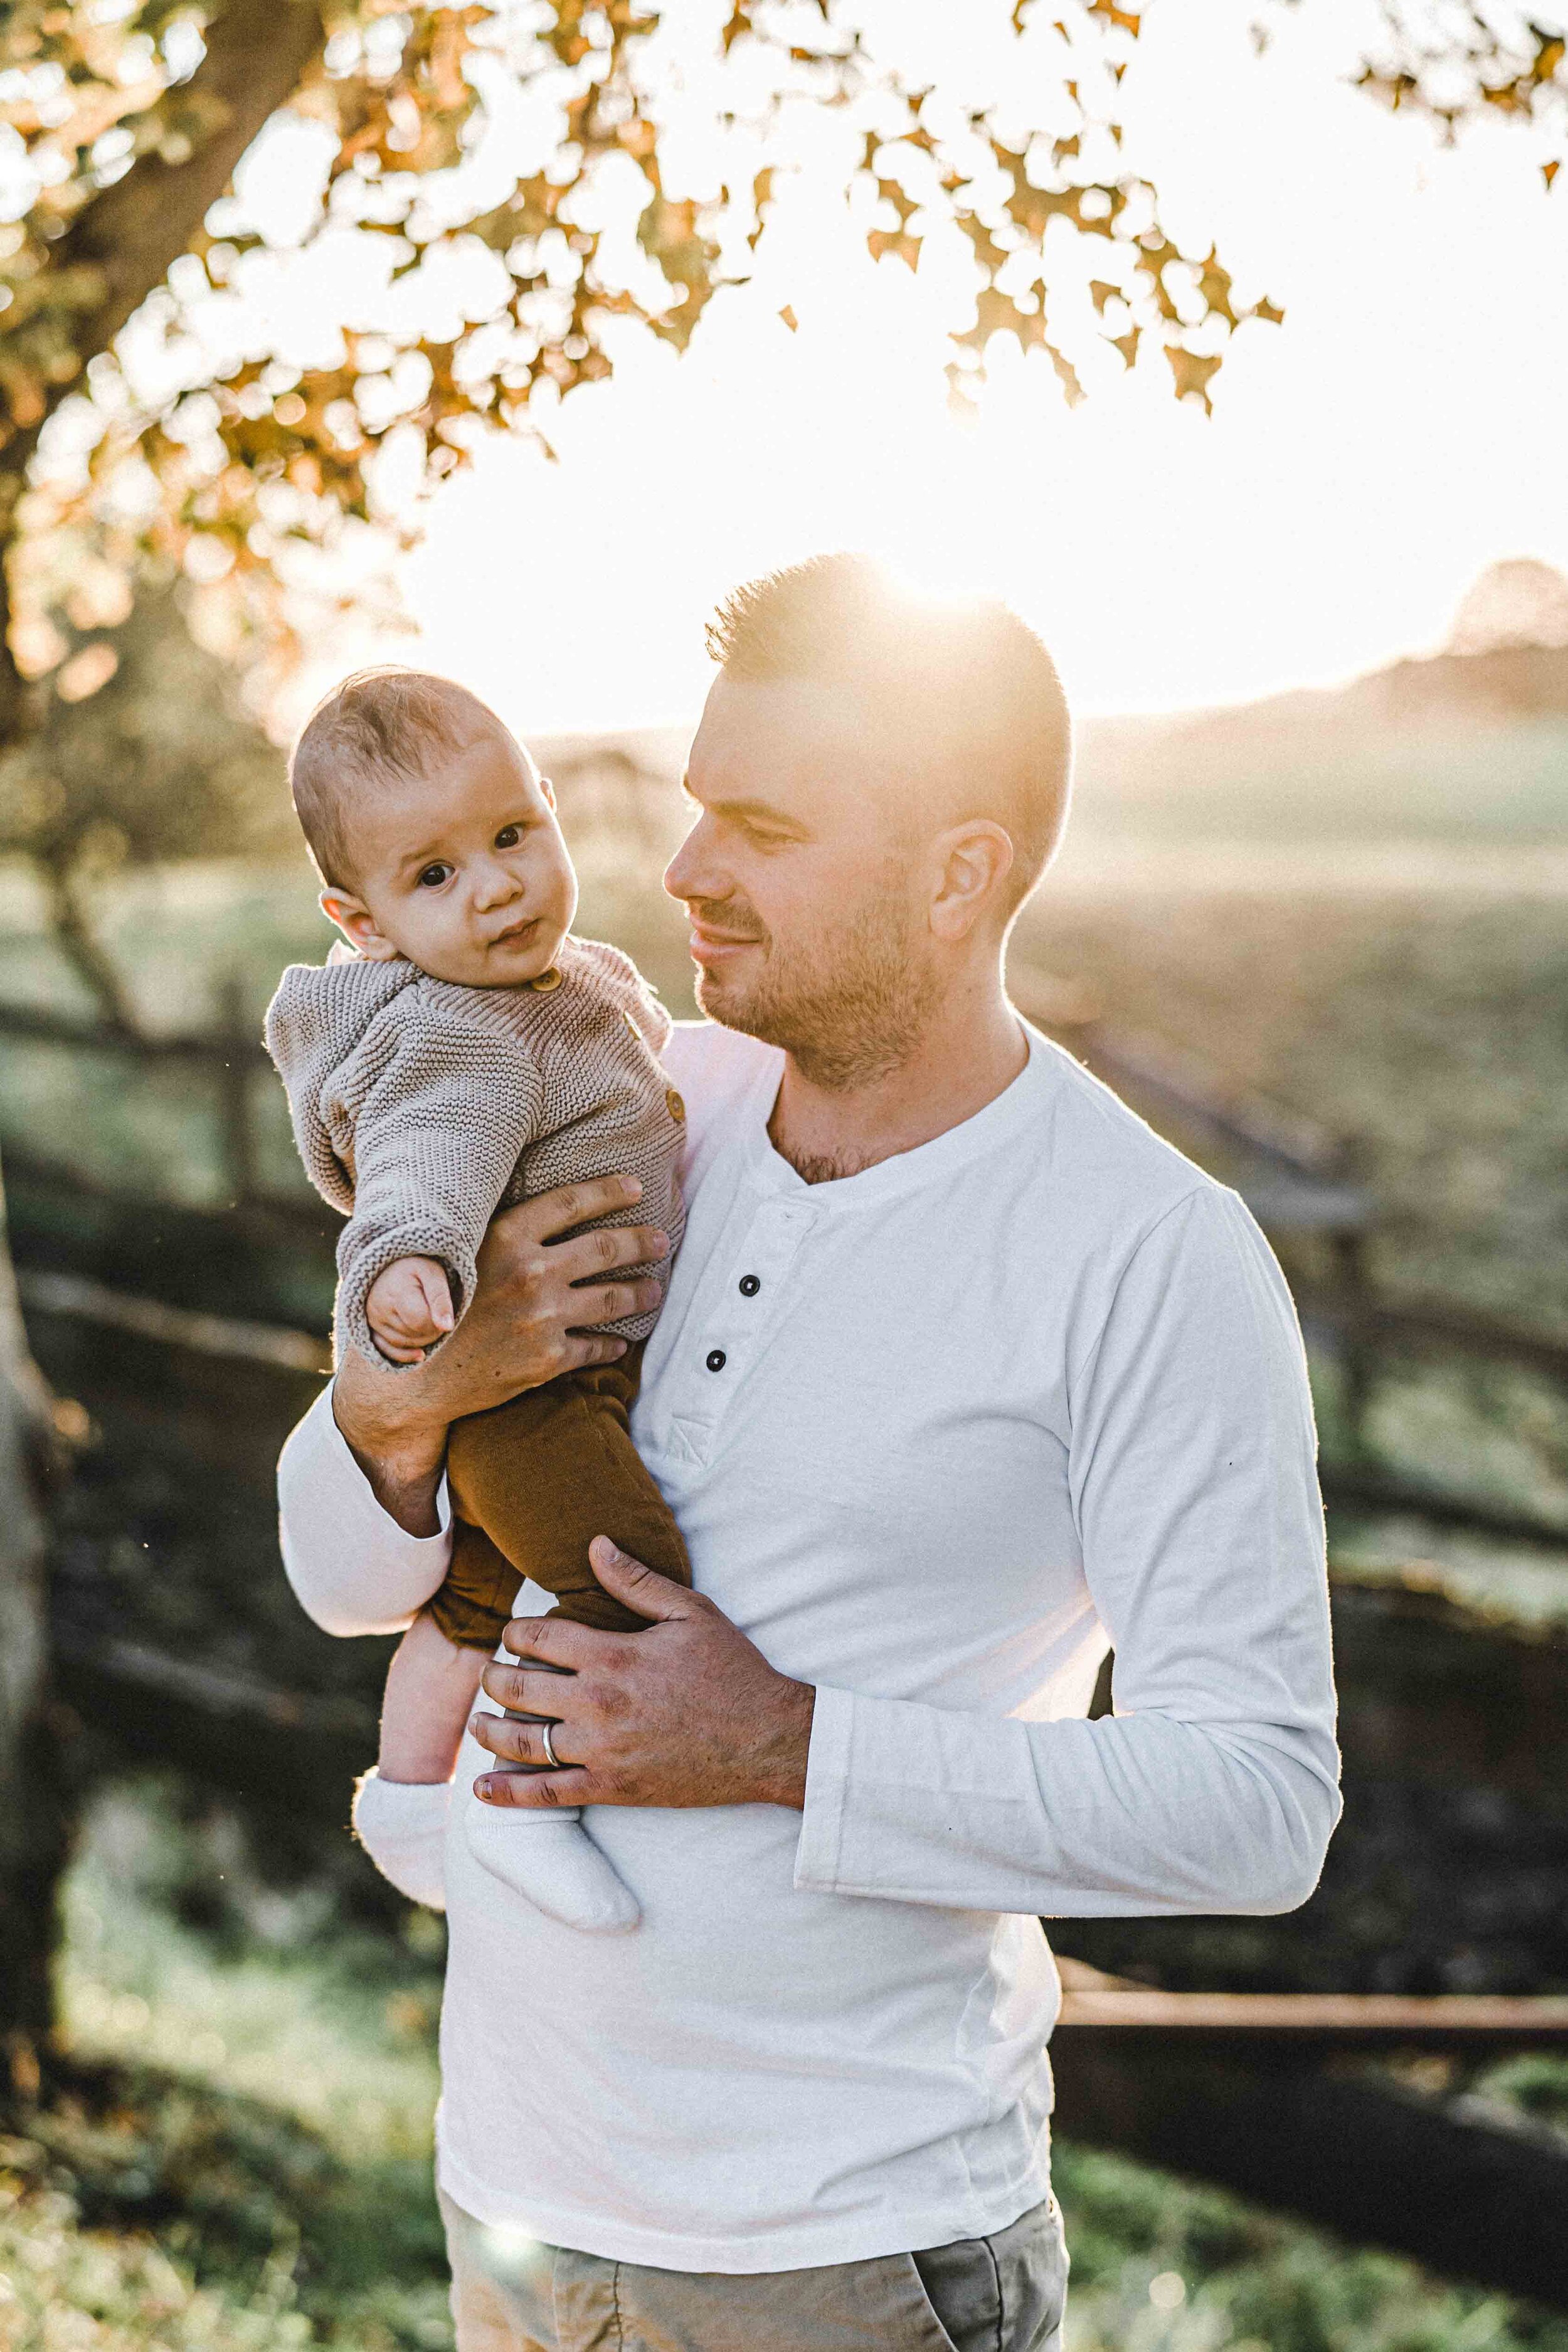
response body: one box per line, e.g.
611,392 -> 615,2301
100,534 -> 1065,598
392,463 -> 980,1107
767,962 -> 1028,1185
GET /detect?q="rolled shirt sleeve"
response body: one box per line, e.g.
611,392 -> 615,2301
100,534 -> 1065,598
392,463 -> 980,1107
795,1186 -> 1341,1919
277,1384 -> 454,1638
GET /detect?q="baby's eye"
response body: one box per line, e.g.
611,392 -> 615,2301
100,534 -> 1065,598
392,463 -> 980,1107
494,824 -> 521,850
416,862 -> 452,889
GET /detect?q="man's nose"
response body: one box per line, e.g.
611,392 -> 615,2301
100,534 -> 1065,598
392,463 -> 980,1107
664,812 -> 725,905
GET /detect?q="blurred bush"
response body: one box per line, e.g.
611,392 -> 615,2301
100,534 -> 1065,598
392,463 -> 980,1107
0,591 -> 289,1030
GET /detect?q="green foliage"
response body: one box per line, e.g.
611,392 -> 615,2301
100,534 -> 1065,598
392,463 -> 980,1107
1055,2142 -> 1568,2352
0,2185 -> 320,2350
15,1779 -> 1567,2352
28,1780 -> 452,2348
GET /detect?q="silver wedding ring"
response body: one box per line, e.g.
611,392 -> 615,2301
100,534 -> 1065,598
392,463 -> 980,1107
539,1721 -> 562,1770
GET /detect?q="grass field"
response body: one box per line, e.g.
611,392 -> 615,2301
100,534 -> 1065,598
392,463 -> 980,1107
7,1781 -> 1560,2352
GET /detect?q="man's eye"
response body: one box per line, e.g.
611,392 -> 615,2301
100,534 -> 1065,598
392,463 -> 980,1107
416,863 -> 452,889
494,825 -> 520,849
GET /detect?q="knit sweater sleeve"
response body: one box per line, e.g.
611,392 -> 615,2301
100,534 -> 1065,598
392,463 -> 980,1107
332,993 -> 544,1367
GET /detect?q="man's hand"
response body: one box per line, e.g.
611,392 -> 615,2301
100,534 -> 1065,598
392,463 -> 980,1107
470,1540 -> 817,1813
333,1175 -> 669,1534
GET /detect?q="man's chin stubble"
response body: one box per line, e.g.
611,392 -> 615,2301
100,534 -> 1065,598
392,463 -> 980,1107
696,955 -> 938,1094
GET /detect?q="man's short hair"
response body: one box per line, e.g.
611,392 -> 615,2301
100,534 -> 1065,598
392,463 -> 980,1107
290,666 -> 511,889
706,554 -> 1072,913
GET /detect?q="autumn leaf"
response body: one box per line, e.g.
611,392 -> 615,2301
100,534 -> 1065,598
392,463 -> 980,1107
1165,344 -> 1222,409
0,0 -> 1310,761
867,229 -> 922,269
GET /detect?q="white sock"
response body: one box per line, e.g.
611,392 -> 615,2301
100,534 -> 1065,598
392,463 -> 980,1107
352,1771 -> 451,1910
463,1789 -> 640,1932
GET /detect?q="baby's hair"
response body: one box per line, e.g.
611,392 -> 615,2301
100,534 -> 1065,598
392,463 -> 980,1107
290,666 -> 515,889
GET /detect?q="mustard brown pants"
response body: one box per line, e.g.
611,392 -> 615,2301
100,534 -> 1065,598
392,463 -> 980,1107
430,1340 -> 690,1651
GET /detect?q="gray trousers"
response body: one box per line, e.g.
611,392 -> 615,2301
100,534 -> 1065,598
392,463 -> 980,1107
439,2187 -> 1067,2352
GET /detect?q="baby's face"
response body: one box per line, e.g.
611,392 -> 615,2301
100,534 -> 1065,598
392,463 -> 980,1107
322,733 -> 578,988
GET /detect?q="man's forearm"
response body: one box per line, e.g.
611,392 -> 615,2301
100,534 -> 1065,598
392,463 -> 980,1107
342,1430 -> 445,1537
331,1352 -> 451,1535
750,1673 -> 816,1811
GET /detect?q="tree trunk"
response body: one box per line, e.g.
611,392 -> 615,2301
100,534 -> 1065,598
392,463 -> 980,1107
0,0 -> 331,2063
0,1165 -> 68,2069
38,862 -> 141,1036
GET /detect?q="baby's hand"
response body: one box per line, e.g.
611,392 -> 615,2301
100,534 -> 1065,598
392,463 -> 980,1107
366,1256 -> 456,1365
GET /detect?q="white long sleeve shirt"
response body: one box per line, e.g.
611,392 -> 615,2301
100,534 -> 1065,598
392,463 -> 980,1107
278,1019 -> 1339,2272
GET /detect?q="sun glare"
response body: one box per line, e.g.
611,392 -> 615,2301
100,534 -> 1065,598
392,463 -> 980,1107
238,0 -> 1568,739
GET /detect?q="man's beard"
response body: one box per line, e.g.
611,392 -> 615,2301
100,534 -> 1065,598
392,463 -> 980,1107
689,874 -> 939,1091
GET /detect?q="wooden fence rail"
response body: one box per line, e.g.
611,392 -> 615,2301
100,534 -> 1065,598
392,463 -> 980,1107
0,987 -> 273,1208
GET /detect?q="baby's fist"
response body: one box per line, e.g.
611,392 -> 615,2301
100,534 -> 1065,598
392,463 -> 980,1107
366,1256 -> 456,1365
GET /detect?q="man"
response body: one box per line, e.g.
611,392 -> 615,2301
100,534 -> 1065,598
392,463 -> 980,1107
278,554 -> 1340,2351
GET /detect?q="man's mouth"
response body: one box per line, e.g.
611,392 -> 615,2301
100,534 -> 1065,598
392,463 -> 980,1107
687,909 -> 764,963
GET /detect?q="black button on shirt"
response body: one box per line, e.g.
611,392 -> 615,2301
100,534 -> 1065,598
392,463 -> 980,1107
738,1274 -> 761,1297
706,1348 -> 728,1372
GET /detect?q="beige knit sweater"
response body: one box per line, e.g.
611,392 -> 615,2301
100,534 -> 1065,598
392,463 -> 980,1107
265,936 -> 686,1366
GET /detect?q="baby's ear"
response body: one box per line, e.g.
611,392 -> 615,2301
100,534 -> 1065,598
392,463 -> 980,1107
539,774 -> 557,809
320,889 -> 397,961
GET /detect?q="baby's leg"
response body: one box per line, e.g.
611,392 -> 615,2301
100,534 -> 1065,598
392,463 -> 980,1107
444,1345 -> 690,1631
379,1609 -> 489,1784
420,1512 -> 645,1934
442,1349 -> 684,1932
351,1614 -> 487,1912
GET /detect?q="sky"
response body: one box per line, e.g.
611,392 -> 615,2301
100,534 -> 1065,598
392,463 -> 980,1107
268,0 -> 1568,731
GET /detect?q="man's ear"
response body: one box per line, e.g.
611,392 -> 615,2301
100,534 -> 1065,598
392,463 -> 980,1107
928,821 -> 1015,943
320,888 -> 400,961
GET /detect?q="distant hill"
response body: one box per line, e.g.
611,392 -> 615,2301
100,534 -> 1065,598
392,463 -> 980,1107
1074,633 -> 1568,845
1448,557 -> 1568,656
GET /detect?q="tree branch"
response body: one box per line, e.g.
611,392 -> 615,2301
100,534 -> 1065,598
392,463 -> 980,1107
46,0 -> 326,421
36,861 -> 141,1035
0,465 -> 32,751
2,1 -> 325,750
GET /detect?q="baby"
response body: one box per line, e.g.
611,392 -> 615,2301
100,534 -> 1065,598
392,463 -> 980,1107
266,667 -> 689,1934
